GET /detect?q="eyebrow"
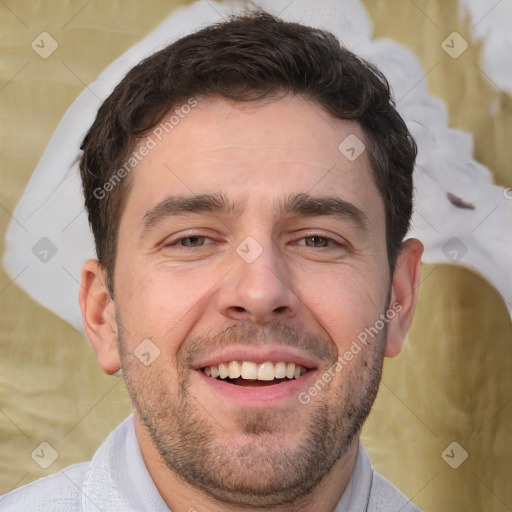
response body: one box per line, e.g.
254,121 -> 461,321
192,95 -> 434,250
140,191 -> 369,238
278,193 -> 369,232
140,192 -> 239,237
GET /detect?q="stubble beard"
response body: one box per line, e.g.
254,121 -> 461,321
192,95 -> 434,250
118,320 -> 386,508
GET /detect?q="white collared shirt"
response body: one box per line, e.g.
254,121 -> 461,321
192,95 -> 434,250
0,415 -> 421,511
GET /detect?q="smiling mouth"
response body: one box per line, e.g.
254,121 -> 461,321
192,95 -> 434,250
201,361 -> 310,386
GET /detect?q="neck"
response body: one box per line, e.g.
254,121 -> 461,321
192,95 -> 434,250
134,415 -> 360,512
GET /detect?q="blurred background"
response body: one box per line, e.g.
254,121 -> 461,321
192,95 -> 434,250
0,1 -> 511,511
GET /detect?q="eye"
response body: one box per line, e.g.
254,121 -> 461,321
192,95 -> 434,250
304,236 -> 330,247
164,234 -> 216,248
179,236 -> 210,247
297,235 -> 341,248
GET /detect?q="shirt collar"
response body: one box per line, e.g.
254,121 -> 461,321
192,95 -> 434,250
83,415 -> 170,512
333,443 -> 374,512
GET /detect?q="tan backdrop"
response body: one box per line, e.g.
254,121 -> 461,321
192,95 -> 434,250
1,1 -> 511,511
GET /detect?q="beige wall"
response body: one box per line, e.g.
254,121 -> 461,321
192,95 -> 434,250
1,1 -> 510,510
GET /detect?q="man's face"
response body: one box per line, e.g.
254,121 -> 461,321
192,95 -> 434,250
112,96 -> 392,505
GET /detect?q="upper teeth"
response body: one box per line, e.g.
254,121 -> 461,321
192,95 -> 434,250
202,361 -> 308,381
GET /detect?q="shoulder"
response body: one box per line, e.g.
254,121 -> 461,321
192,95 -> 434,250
369,470 -> 423,512
0,462 -> 89,512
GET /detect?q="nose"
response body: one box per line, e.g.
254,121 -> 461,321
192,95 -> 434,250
216,240 -> 301,325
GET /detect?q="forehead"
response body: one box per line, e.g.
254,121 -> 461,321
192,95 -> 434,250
122,95 -> 384,227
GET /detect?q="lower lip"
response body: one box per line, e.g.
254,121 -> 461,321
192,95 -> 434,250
195,369 -> 317,408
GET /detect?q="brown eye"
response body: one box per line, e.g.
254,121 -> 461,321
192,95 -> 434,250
304,236 -> 331,247
180,236 -> 208,247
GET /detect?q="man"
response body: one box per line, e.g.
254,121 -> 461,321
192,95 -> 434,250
1,11 -> 423,512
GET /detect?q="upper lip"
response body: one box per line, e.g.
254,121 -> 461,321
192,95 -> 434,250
192,346 -> 320,370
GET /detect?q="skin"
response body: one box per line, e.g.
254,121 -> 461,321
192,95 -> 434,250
80,95 -> 423,512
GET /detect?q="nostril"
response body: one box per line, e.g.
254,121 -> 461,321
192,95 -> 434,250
273,306 -> 287,313
234,306 -> 246,312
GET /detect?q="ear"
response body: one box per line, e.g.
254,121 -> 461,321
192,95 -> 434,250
385,238 -> 423,358
79,259 -> 121,374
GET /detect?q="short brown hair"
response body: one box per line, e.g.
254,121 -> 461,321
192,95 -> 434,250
80,11 -> 417,294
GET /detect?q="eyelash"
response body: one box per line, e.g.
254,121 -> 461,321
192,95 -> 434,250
296,235 -> 342,248
164,232 -> 343,249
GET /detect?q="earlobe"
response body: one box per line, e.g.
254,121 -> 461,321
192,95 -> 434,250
79,259 -> 121,374
385,238 -> 424,358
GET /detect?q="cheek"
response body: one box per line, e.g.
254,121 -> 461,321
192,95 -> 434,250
115,261 -> 217,346
297,264 -> 388,353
